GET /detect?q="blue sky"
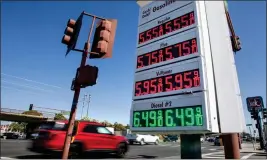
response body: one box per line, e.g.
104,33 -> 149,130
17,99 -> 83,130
1,1 -> 266,131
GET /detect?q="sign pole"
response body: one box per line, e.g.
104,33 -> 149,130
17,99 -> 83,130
62,16 -> 96,159
222,133 -> 240,159
180,134 -> 202,159
249,126 -> 255,150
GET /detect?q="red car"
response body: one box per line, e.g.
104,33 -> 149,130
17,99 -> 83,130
28,120 -> 129,158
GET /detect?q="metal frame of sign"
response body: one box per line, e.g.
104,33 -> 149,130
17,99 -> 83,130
130,92 -> 209,132
138,0 -> 193,26
137,2 -> 198,48
132,57 -> 205,100
135,28 -> 201,72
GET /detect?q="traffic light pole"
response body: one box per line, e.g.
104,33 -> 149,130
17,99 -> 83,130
256,116 -> 264,149
62,15 -> 98,159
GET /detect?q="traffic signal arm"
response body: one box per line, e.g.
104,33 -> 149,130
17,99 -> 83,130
90,19 -> 117,59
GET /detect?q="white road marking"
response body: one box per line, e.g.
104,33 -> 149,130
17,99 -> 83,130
1,157 -> 17,159
170,145 -> 180,147
202,151 -> 224,156
241,153 -> 256,159
201,147 -> 206,149
209,148 -> 217,151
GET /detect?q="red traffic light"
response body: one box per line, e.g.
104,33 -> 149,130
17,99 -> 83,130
61,14 -> 84,56
90,19 -> 117,59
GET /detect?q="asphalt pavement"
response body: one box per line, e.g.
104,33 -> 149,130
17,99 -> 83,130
1,139 -> 265,159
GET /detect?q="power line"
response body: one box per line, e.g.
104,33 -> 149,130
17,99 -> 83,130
1,73 -> 62,89
2,80 -> 54,93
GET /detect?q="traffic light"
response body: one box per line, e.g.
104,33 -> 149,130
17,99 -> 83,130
90,19 -> 117,59
76,65 -> 99,88
29,104 -> 33,111
231,35 -> 241,52
263,108 -> 267,119
250,109 -> 259,120
62,13 -> 84,56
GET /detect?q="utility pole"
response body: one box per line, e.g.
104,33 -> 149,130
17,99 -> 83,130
86,94 -> 91,117
80,94 -> 88,119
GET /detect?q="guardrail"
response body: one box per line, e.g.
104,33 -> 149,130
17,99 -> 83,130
0,108 -> 55,118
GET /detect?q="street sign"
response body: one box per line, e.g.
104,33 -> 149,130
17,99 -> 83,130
61,111 -> 70,115
246,96 -> 264,112
130,1 -> 245,134
246,124 -> 252,126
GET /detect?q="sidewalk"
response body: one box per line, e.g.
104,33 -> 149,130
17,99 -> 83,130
240,143 -> 265,154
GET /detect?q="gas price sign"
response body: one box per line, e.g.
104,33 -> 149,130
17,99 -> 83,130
137,2 -> 197,47
133,105 -> 203,127
136,28 -> 200,72
133,58 -> 203,100
130,92 -> 208,131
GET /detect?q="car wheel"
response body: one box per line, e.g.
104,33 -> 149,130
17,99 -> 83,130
154,139 -> 159,145
129,141 -> 133,145
116,143 -> 127,158
69,143 -> 82,159
140,139 -> 145,145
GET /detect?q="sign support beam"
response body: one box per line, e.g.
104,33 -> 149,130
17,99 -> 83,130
180,134 -> 202,159
222,133 -> 240,159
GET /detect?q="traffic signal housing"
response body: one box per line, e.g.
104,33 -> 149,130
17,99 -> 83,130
263,108 -> 267,119
29,104 -> 33,111
90,19 -> 117,59
76,65 -> 99,88
250,109 -> 259,120
62,13 -> 84,55
231,35 -> 241,52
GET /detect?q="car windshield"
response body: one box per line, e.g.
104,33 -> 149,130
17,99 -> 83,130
39,122 -> 67,131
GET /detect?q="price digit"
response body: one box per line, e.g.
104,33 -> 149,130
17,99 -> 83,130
133,112 -> 140,127
157,78 -> 163,93
175,73 -> 183,90
158,50 -> 164,63
189,12 -> 195,25
195,107 -> 203,126
176,108 -> 185,126
193,70 -> 200,87
185,108 -> 194,126
149,111 -> 157,127
143,80 -> 150,95
191,39 -> 198,53
157,110 -> 163,127
165,109 -> 174,127
142,111 -> 149,127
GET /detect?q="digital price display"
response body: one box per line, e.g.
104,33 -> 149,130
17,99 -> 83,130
138,11 -> 195,45
135,69 -> 200,97
136,38 -> 197,69
138,1 -> 192,26
132,105 -> 203,127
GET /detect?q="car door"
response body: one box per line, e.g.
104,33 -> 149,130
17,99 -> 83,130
97,126 -> 118,149
76,125 -> 101,150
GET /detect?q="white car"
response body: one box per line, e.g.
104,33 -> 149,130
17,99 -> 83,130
126,134 -> 160,145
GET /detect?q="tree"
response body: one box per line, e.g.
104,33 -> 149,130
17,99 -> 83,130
22,110 -> 43,116
81,116 -> 92,121
125,124 -> 130,129
101,120 -> 113,127
113,122 -> 126,131
54,113 -> 67,120
9,122 -> 26,133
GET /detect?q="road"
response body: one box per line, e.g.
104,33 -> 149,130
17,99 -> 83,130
1,139 -> 265,159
